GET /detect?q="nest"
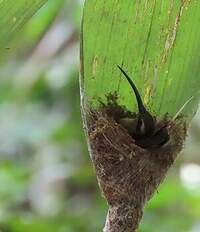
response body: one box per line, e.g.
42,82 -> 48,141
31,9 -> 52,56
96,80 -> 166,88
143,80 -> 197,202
86,100 -> 186,232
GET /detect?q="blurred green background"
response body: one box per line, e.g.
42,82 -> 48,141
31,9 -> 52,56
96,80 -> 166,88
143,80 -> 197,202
0,1 -> 200,232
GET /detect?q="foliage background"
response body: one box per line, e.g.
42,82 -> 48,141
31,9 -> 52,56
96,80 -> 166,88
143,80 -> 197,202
0,1 -> 200,231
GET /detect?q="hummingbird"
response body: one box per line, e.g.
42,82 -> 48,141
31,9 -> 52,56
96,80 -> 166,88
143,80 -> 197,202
117,65 -> 169,148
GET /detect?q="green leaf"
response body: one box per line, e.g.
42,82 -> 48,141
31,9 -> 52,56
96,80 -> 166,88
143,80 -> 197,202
0,0 -> 48,51
10,0 -> 65,55
81,1 -> 200,124
24,0 -> 65,42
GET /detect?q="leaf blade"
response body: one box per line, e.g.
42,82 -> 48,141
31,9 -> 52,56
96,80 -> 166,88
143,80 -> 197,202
0,0 -> 48,50
81,0 -> 200,124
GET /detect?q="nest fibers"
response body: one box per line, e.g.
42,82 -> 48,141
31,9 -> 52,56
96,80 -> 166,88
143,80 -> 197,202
85,98 -> 186,232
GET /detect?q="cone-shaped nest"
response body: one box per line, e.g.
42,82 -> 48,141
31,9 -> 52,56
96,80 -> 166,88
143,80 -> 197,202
86,94 -> 186,232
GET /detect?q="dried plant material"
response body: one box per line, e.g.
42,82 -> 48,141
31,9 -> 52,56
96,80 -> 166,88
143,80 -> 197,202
85,96 -> 186,232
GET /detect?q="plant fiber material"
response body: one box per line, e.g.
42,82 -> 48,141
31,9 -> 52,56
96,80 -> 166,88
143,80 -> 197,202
86,103 -> 186,232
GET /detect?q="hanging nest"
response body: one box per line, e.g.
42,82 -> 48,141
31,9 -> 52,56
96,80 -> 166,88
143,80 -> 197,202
85,94 -> 186,232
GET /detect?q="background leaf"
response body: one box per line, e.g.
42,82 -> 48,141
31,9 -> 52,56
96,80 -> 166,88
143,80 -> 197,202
0,0 -> 48,52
